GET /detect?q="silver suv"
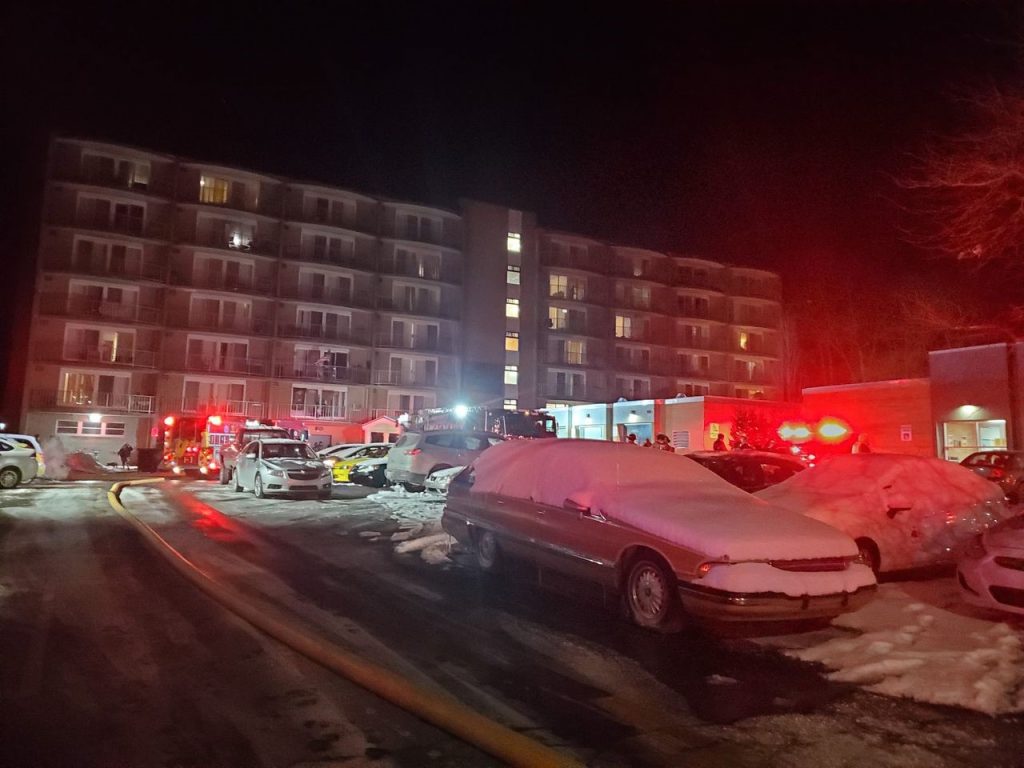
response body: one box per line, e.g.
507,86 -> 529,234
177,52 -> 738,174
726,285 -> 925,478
0,438 -> 39,489
386,431 -> 504,489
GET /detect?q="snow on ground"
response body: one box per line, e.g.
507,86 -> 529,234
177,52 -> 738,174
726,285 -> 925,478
369,486 -> 455,565
758,580 -> 1024,715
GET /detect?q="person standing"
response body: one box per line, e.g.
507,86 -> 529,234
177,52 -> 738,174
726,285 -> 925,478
626,433 -> 638,445
712,433 -> 727,451
852,434 -> 872,453
655,433 -> 674,452
117,443 -> 133,469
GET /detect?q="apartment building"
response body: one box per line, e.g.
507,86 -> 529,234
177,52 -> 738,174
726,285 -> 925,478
21,137 -> 782,453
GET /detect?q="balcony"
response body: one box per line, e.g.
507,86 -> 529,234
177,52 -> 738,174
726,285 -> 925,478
167,354 -> 269,376
56,345 -> 157,368
548,287 -> 605,306
374,334 -> 456,354
379,259 -> 461,285
674,335 -> 728,352
286,403 -> 351,421
278,285 -> 375,308
542,248 -> 604,274
544,352 -> 605,368
543,383 -> 601,402
277,324 -> 372,345
733,342 -> 778,357
170,271 -> 273,294
610,264 -> 673,284
50,210 -> 171,240
183,230 -> 279,257
732,312 -> 780,329
42,254 -> 166,282
181,398 -> 263,418
371,370 -> 456,389
283,244 -> 376,271
166,311 -> 274,336
52,168 -> 172,197
613,358 -> 672,376
731,281 -> 781,302
675,273 -> 725,292
377,297 -> 459,320
30,389 -> 156,414
274,363 -> 371,385
39,293 -> 163,325
545,319 -> 607,339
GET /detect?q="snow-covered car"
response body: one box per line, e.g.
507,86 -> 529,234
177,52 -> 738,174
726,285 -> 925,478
349,456 -> 389,488
233,439 -> 332,499
685,451 -> 805,493
757,454 -> 1012,574
424,465 -> 465,494
442,439 -> 876,630
957,513 -> 1024,616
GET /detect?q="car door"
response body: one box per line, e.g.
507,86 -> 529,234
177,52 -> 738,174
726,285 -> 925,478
239,441 -> 258,487
526,494 -> 620,588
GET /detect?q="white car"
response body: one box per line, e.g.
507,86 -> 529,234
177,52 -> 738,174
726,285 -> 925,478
424,465 -> 466,494
233,439 -> 332,499
0,433 -> 45,478
0,439 -> 38,489
757,454 -> 1012,573
957,514 -> 1024,616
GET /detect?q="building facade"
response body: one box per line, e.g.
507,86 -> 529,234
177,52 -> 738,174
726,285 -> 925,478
21,137 -> 783,453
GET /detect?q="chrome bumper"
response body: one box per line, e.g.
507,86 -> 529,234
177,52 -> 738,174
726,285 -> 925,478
678,582 -> 877,621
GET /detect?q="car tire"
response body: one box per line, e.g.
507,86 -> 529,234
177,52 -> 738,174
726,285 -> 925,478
253,473 -> 265,499
0,467 -> 20,490
856,538 -> 881,574
219,464 -> 230,485
402,481 -> 425,493
233,470 -> 244,492
624,556 -> 679,631
474,529 -> 502,573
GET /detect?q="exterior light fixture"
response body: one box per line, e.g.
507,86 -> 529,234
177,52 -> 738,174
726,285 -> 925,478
88,412 -> 102,424
453,404 -> 470,420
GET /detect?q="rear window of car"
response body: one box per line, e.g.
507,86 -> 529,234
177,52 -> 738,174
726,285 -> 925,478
0,440 -> 12,452
425,434 -> 456,448
463,436 -> 486,451
9,438 -> 33,451
394,433 -> 416,448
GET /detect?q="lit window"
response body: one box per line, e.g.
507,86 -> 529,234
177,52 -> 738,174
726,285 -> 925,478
549,274 -> 567,298
504,365 -> 518,385
505,331 -> 520,352
199,175 -> 230,204
506,298 -> 520,318
739,331 -> 749,350
507,232 -> 522,253
548,306 -> 568,330
504,398 -> 518,410
615,315 -> 633,339
506,265 -> 521,285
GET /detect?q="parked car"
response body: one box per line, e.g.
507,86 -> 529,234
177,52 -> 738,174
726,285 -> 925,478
957,513 -> 1024,616
442,439 -> 876,630
349,456 -> 389,488
219,423 -> 290,484
0,438 -> 39,489
318,443 -> 367,463
960,450 -> 1024,503
424,465 -> 466,494
757,453 -> 1012,574
330,443 -> 392,483
386,430 -> 505,490
685,451 -> 805,493
233,439 -> 332,498
0,433 -> 45,478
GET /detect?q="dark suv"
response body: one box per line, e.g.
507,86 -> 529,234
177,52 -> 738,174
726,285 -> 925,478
685,450 -> 806,493
960,451 -> 1024,503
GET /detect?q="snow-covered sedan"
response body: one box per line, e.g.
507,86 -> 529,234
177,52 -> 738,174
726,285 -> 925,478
442,439 -> 876,631
233,439 -> 333,499
757,454 -> 1012,574
957,513 -> 1024,616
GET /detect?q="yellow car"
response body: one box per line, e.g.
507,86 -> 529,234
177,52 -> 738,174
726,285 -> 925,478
330,444 -> 391,483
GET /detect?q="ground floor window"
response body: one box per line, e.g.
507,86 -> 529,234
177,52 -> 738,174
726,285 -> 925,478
55,418 -> 126,437
942,419 -> 1006,462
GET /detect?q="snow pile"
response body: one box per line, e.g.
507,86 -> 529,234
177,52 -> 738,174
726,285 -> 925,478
470,440 -> 862,562
765,582 -> 1024,715
370,487 -> 455,565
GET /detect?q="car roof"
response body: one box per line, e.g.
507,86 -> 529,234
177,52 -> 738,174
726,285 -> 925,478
251,438 -> 308,444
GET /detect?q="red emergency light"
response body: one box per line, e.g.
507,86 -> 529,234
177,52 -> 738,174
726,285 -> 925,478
778,421 -> 812,443
816,417 -> 851,442
208,415 -> 223,426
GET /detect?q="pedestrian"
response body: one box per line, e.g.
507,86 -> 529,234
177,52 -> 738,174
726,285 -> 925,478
712,433 -> 727,451
852,434 -> 872,454
626,433 -> 638,445
655,433 -> 674,452
642,438 -> 653,447
117,442 -> 133,469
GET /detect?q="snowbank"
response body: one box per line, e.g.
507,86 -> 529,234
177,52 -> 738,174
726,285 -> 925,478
369,487 -> 456,565
471,440 -> 861,562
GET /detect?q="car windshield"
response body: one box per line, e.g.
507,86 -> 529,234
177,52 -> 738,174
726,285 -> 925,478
262,443 -> 316,460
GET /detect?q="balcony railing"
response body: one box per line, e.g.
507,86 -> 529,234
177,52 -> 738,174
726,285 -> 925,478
42,254 -> 166,282
274,363 -> 371,384
278,285 -> 375,308
377,297 -> 459,320
543,383 -> 601,402
675,273 -> 725,292
50,210 -> 171,240
168,354 -> 269,376
373,334 -> 455,354
186,232 -> 279,257
170,271 -> 273,294
181,398 -> 263,418
277,324 -> 372,345
57,345 -> 157,368
286,403 -> 350,421
52,168 -> 172,197
545,353 -> 604,368
31,390 -> 156,414
731,282 -> 781,301
545,319 -> 607,338
542,249 -> 604,274
165,312 -> 273,335
378,260 -> 461,284
39,293 -> 163,324
282,245 -> 376,271
370,370 -> 455,388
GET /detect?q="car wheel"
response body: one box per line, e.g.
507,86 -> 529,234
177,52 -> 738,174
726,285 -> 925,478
0,467 -> 20,489
402,481 -> 425,492
219,463 -> 230,485
253,473 -> 265,499
233,470 -> 243,492
856,538 -> 881,574
474,529 -> 502,573
624,557 -> 679,631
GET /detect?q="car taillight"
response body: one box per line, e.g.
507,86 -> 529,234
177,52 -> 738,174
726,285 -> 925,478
405,448 -> 422,455
991,468 -> 1005,479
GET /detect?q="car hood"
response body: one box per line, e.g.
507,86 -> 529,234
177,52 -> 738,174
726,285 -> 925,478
592,483 -> 859,561
264,459 -> 324,471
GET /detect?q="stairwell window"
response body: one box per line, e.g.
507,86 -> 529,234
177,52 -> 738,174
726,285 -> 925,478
506,265 -> 521,285
506,298 -> 520,318
505,331 -> 519,352
507,232 -> 522,253
504,365 -> 518,385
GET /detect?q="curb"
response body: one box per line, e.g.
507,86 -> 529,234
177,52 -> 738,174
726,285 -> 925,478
108,479 -> 581,768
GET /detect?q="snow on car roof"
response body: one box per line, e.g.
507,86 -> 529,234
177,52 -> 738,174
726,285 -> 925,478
252,438 -> 308,444
470,439 -> 860,561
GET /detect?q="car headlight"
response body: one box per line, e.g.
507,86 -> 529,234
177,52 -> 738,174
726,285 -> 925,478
964,534 -> 987,559
323,458 -> 337,467
265,468 -> 284,477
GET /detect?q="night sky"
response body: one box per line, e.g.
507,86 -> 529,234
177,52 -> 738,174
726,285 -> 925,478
2,1 -> 1021,413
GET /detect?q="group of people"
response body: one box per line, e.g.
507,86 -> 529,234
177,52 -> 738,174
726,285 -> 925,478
625,433 -> 675,452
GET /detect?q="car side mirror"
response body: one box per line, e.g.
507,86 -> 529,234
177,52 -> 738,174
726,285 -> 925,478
563,498 -> 590,514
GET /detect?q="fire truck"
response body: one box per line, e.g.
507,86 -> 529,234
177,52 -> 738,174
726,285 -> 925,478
412,406 -> 557,438
158,413 -> 297,479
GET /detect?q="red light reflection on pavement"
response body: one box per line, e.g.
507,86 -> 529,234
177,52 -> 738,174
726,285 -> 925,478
165,486 -> 249,543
